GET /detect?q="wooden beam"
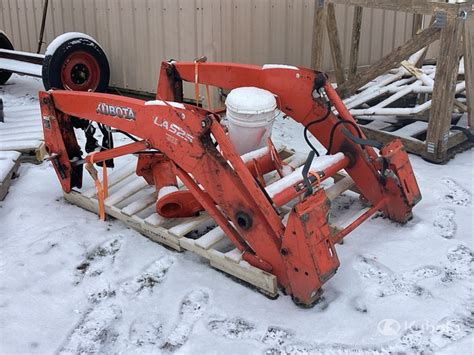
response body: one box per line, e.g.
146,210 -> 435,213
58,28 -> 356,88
415,16 -> 436,68
424,16 -> 463,162
326,3 -> 346,86
327,0 -> 472,17
326,175 -> 356,201
454,99 -> 468,113
348,6 -> 363,81
412,13 -> 424,35
360,126 -> 427,156
337,24 -> 441,97
311,1 -> 327,70
463,13 -> 474,128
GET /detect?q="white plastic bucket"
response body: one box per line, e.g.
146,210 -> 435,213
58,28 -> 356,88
225,87 -> 277,155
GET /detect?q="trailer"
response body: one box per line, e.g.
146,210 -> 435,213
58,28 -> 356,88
0,31 -> 110,92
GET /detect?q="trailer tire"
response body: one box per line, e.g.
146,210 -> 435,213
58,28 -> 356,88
42,34 -> 109,92
0,31 -> 14,85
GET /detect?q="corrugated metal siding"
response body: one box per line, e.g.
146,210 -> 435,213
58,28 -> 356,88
1,0 -> 414,93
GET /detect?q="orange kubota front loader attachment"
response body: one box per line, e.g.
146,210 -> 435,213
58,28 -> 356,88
40,61 -> 421,306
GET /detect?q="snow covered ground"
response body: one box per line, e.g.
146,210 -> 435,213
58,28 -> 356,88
0,74 -> 473,354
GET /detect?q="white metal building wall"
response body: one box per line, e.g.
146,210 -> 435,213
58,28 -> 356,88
1,0 -> 414,93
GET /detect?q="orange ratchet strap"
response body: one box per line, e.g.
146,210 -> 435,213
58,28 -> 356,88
85,152 -> 109,220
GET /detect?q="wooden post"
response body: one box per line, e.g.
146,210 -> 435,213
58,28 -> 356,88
337,24 -> 441,97
412,13 -> 424,35
326,3 -> 346,86
348,6 -> 363,82
311,0 -> 327,70
424,16 -> 463,162
463,12 -> 474,128
414,16 -> 436,68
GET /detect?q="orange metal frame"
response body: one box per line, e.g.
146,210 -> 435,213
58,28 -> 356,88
40,61 -> 421,306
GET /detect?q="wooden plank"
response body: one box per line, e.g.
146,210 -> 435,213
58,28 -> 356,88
144,213 -> 165,227
82,164 -> 136,198
391,121 -> 428,138
361,126 -> 426,156
363,120 -> 396,130
463,13 -> 474,128
337,24 -> 441,97
0,151 -> 21,200
454,99 -> 469,113
208,249 -> 278,297
63,190 -> 183,251
224,248 -> 243,262
412,13 -> 424,35
195,227 -> 226,249
178,237 -> 277,296
167,214 -> 212,237
311,0 -> 327,70
0,101 -> 44,163
348,6 -> 363,81
104,179 -> 148,206
447,130 -> 470,151
0,133 -> 43,143
0,127 -> 42,137
327,0 -> 472,17
326,3 -> 346,86
326,175 -> 355,201
0,139 -> 42,150
425,16 -> 463,162
179,237 -> 212,259
415,16 -> 436,68
121,192 -> 157,216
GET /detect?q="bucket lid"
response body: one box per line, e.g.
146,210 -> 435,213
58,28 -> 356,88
225,87 -> 277,114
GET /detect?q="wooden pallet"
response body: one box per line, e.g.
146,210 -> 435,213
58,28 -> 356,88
63,149 -> 363,297
313,0 -> 473,163
343,58 -> 472,161
64,151 -> 306,297
0,104 -> 46,163
356,113 -> 472,161
0,151 -> 21,200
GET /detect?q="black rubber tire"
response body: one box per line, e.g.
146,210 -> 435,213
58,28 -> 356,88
0,31 -> 14,85
42,36 -> 110,92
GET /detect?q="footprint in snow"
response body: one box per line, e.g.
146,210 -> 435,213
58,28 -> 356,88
128,314 -> 164,349
88,287 -> 117,305
441,178 -> 471,206
433,208 -> 457,239
208,317 -> 258,341
353,255 -> 441,300
120,256 -> 175,296
207,316 -> 435,354
74,238 -> 121,285
207,317 -> 294,347
441,244 -> 473,283
57,303 -> 122,354
210,307 -> 474,355
160,289 -> 210,351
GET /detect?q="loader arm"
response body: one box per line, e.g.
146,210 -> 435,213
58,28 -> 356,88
40,61 -> 421,306
157,61 -> 421,222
